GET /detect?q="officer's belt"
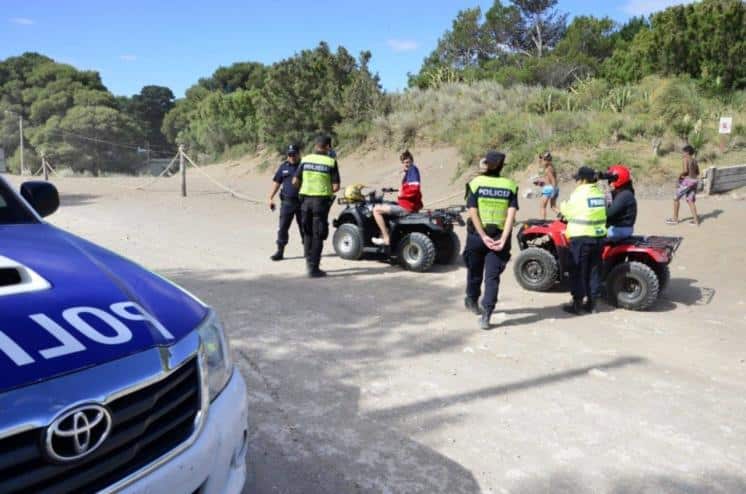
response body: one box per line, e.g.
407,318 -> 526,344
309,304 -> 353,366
568,219 -> 606,225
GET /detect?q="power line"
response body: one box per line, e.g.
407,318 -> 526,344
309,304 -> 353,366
41,128 -> 175,156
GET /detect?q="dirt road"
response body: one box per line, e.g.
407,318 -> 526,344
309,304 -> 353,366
11,157 -> 746,493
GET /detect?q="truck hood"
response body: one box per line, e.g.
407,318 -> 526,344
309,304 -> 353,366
0,223 -> 208,393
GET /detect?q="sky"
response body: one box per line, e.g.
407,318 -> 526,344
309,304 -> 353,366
1,0 -> 693,98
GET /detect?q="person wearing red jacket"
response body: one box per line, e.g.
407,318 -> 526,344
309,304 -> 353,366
372,150 -> 423,246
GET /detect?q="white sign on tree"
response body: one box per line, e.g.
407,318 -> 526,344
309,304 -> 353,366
719,117 -> 733,134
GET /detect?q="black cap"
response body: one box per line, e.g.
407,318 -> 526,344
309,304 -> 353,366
315,135 -> 332,147
573,166 -> 597,181
539,151 -> 552,161
287,144 -> 299,155
483,150 -> 505,166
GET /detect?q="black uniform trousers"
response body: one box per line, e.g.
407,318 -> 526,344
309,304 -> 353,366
463,230 -> 510,314
567,236 -> 604,302
276,197 -> 302,248
300,195 -> 333,270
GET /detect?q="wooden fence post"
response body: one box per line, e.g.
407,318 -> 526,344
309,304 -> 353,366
42,153 -> 49,181
704,166 -> 715,195
179,145 -> 186,197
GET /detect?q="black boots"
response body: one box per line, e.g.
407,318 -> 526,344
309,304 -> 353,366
562,298 -> 599,315
464,297 -> 483,315
480,311 -> 492,330
270,246 -> 285,261
307,264 -> 327,278
562,298 -> 584,315
584,298 -> 599,314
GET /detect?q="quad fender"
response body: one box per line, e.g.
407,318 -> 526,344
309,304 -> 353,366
602,244 -> 670,264
333,208 -> 365,228
516,220 -> 568,250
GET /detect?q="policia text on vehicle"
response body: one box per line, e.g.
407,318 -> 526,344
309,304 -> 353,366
292,135 -> 340,278
462,150 -> 519,330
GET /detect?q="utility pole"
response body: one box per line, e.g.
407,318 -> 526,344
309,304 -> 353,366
18,115 -> 25,175
4,110 -> 24,175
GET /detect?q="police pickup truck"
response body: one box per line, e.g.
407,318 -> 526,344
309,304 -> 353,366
0,176 -> 248,493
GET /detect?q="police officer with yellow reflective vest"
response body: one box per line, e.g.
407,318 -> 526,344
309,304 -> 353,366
463,150 -> 519,330
559,166 -> 607,315
292,135 -> 340,278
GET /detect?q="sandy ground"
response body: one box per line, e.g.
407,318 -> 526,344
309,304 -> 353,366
7,152 -> 746,493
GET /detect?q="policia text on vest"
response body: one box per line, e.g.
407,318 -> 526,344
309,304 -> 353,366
293,151 -> 340,277
463,171 -> 519,329
559,181 -> 607,313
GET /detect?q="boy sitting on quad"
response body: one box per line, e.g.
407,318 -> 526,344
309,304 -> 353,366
372,150 -> 423,246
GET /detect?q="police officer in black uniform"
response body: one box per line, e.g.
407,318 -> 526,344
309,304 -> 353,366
463,150 -> 519,330
292,135 -> 340,278
268,144 -> 303,261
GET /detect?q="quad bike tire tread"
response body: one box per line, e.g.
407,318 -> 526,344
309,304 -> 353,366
399,232 -> 436,272
513,247 -> 559,291
435,231 -> 462,265
333,223 -> 364,260
658,264 -> 671,293
607,261 -> 660,311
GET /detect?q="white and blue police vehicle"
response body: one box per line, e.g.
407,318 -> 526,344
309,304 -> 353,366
0,176 -> 248,494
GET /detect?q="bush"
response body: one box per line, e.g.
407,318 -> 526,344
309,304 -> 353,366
334,119 -> 373,150
594,148 -> 635,171
526,88 -> 570,114
650,77 -> 703,128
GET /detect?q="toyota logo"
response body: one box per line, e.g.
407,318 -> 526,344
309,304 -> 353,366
45,404 -> 112,462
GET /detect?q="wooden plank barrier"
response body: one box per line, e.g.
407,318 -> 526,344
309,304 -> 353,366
704,164 -> 746,194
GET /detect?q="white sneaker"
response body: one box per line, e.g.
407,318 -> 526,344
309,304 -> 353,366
372,237 -> 388,246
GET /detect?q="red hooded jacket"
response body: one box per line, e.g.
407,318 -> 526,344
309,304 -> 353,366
398,164 -> 422,212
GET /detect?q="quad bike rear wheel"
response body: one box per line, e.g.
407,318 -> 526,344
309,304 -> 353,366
398,232 -> 436,272
333,223 -> 363,260
435,231 -> 461,265
607,261 -> 660,311
513,247 -> 559,291
657,264 -> 671,293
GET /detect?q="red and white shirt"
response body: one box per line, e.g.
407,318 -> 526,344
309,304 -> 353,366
398,164 -> 422,212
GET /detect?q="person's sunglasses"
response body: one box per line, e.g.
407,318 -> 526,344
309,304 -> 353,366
288,152 -> 298,157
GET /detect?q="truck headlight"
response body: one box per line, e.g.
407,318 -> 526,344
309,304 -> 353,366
197,311 -> 233,402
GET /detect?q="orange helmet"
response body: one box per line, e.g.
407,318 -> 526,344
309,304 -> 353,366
607,164 -> 631,188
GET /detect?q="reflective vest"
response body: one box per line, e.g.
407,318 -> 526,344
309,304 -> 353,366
467,175 -> 517,230
299,153 -> 336,197
560,183 -> 607,239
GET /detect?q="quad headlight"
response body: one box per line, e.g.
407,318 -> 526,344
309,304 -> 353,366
197,311 -> 233,402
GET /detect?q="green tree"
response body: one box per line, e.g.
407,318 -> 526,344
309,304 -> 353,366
510,0 -> 568,57
198,62 -> 267,93
256,42 -> 373,151
31,105 -> 144,174
554,16 -> 616,74
120,85 -> 175,149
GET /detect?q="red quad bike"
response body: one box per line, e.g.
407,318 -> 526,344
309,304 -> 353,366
513,219 -> 682,310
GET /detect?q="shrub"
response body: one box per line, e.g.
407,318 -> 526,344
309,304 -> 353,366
526,88 -> 569,114
650,78 -> 703,128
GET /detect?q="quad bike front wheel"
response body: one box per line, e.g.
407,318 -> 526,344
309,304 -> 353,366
333,223 -> 363,260
606,261 -> 660,310
435,231 -> 461,265
513,247 -> 559,291
398,232 -> 436,272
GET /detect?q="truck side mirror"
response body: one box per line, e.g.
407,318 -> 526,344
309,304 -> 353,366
20,181 -> 59,218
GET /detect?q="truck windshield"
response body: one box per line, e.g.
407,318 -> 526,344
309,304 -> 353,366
0,178 -> 38,224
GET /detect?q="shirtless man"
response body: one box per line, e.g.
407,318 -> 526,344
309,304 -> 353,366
666,145 -> 700,226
